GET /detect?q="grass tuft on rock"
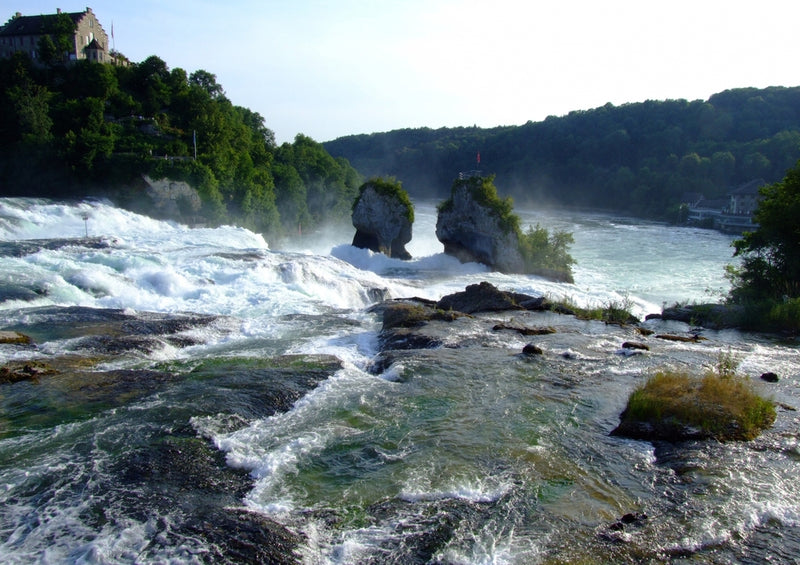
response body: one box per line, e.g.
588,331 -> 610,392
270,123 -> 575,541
617,363 -> 776,442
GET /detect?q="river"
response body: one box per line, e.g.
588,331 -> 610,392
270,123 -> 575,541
0,197 -> 797,564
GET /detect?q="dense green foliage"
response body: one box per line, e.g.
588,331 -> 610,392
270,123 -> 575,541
353,177 -> 414,223
518,224 -> 575,281
438,175 -> 518,233
0,53 -> 361,240
440,176 -> 574,280
325,87 -> 800,220
727,160 -> 800,331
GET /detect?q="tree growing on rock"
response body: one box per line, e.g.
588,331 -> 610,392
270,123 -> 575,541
436,175 -> 574,281
727,160 -> 800,331
351,177 -> 414,259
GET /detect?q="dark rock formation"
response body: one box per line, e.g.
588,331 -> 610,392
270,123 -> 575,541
435,181 -> 524,272
351,180 -> 413,259
435,281 -> 546,314
522,343 -> 544,355
493,323 -> 556,336
760,372 -> 779,383
142,174 -> 202,221
622,341 -> 650,351
655,333 -> 706,343
611,414 -> 709,442
648,303 -> 745,330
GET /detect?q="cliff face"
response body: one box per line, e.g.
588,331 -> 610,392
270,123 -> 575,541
435,183 -> 524,273
351,184 -> 413,259
142,175 -> 202,220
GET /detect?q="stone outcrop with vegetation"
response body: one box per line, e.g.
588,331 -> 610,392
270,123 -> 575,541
612,358 -> 776,442
436,175 -> 575,281
351,177 -> 414,259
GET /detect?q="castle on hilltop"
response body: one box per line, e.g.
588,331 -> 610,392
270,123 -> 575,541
0,7 -> 117,64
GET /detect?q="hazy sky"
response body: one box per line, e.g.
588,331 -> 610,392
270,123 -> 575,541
5,1 -> 799,143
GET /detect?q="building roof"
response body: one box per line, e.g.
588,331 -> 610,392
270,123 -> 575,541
0,10 -> 85,37
729,179 -> 765,196
693,198 -> 727,210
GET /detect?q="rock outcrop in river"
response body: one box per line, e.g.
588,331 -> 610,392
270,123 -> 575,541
436,176 -> 526,273
351,178 -> 414,259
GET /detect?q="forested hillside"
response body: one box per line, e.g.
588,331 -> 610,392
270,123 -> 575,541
0,53 -> 361,239
324,87 -> 800,220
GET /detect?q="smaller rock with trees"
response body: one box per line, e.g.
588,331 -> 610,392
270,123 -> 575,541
435,175 -> 575,282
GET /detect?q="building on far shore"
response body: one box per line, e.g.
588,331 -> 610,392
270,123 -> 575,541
685,179 -> 765,233
0,7 -> 116,64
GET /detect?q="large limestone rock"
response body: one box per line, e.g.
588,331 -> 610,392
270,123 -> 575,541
142,175 -> 202,220
435,178 -> 525,273
351,180 -> 413,260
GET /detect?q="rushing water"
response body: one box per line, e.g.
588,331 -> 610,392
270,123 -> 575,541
0,197 -> 798,564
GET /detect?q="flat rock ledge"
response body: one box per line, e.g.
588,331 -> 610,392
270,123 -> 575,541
646,303 -> 745,330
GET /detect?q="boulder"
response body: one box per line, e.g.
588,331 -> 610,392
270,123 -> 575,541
351,180 -> 413,259
435,179 -> 524,272
493,323 -> 556,336
760,372 -> 779,383
522,343 -> 543,356
436,281 -> 544,314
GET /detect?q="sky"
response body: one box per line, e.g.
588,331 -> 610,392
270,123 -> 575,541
4,0 -> 799,144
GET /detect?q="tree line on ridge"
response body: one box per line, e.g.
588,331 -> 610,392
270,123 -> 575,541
323,87 -> 800,221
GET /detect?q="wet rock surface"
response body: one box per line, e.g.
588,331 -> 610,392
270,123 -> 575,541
351,181 -> 413,259
0,305 -> 344,562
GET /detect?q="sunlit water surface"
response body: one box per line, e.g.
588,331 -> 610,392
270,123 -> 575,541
0,198 -> 797,564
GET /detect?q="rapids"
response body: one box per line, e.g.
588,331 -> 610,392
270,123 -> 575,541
0,197 -> 798,564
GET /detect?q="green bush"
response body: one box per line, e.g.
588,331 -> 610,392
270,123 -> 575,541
519,224 -> 575,280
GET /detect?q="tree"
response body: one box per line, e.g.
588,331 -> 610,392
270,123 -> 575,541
189,70 -> 225,100
729,161 -> 800,303
36,35 -> 59,67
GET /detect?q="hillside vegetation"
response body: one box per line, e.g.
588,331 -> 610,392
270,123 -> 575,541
0,53 -> 361,240
324,87 -> 800,220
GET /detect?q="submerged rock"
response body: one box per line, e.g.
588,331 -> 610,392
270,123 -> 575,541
0,330 -> 32,345
0,236 -> 117,258
0,360 -> 55,384
493,322 -> 556,336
